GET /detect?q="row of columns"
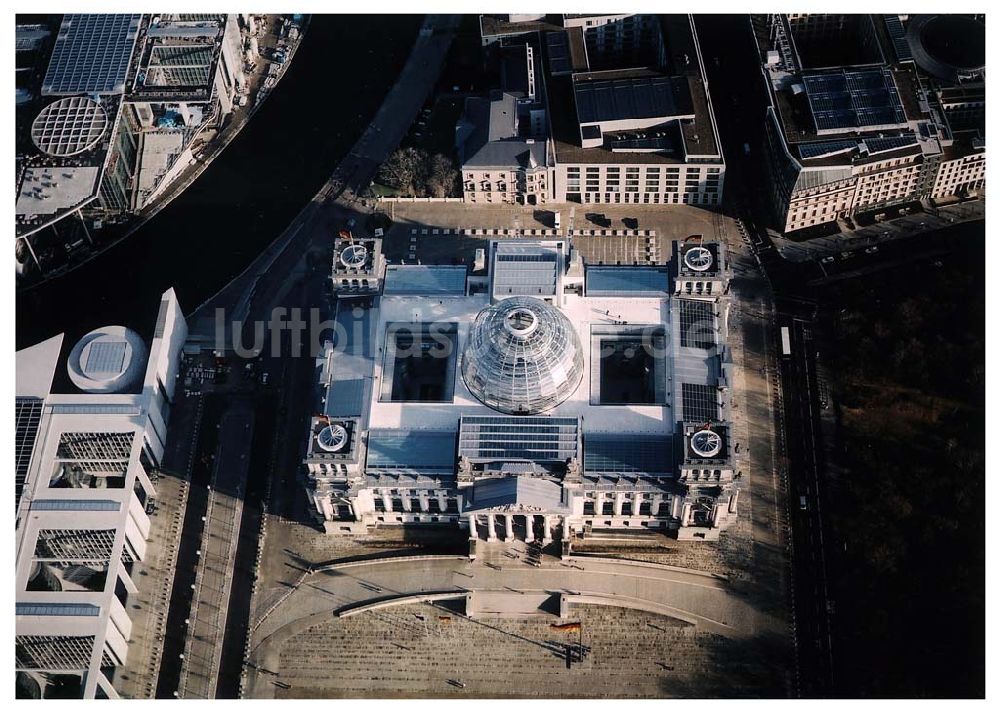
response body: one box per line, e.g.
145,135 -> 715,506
467,513 -> 558,543
380,493 -> 449,513
592,492 -> 668,517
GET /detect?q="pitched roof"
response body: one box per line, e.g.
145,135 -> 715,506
458,92 -> 547,169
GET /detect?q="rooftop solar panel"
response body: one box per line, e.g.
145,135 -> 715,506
546,31 -> 571,75
15,397 -> 43,509
803,68 -> 907,134
799,139 -> 858,160
459,416 -> 580,462
864,134 -> 918,155
42,14 -> 141,96
884,15 -> 913,62
574,73 -> 693,124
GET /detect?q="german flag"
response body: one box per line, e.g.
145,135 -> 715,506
550,622 -> 582,632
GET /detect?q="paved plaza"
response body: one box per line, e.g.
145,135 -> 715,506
259,603 -> 784,698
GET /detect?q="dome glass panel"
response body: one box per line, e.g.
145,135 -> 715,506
461,297 -> 584,415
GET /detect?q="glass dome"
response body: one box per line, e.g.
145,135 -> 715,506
461,296 -> 584,415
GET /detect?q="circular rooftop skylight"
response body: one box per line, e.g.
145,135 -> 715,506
67,326 -> 148,394
340,244 -> 368,269
31,97 -> 108,158
684,246 -> 714,272
317,424 -> 348,452
690,429 -> 722,458
461,296 -> 584,415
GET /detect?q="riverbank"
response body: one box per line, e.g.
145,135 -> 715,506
16,15 -> 306,292
16,15 -> 423,350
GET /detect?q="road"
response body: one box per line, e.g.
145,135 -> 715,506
153,13 -> 461,700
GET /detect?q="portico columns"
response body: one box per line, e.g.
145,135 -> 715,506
632,492 -> 643,518
504,514 -> 514,542
381,493 -> 393,512
438,496 -> 448,514
486,513 -> 497,542
418,494 -> 430,512
595,492 -> 605,516
614,493 -> 625,516
524,514 -> 534,542
542,515 -> 552,544
468,514 -> 477,538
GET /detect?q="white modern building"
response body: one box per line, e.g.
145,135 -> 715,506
15,288 -> 187,699
305,238 -> 739,545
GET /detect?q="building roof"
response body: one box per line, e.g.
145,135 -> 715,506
466,475 -> 569,512
548,55 -> 720,163
42,14 -> 141,96
491,242 -> 561,298
322,301 -> 374,418
459,92 -> 547,169
585,266 -> 669,296
16,334 -> 64,399
500,45 -> 532,97
15,165 -> 101,218
366,429 -> 457,472
383,265 -> 468,296
573,69 -> 694,124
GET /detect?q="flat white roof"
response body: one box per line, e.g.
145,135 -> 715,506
368,293 -> 676,436
16,165 -> 100,217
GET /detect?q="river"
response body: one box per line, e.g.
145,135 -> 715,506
16,14 -> 423,350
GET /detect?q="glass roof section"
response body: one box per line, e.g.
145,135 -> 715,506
461,297 -> 584,415
42,14 -> 141,96
458,415 -> 580,462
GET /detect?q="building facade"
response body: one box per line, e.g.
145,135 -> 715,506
463,14 -> 726,207
304,237 -> 739,545
754,13 -> 985,233
14,289 -> 187,699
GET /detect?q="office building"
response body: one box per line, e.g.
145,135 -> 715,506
464,14 -> 726,207
15,289 -> 187,699
754,13 -> 985,233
